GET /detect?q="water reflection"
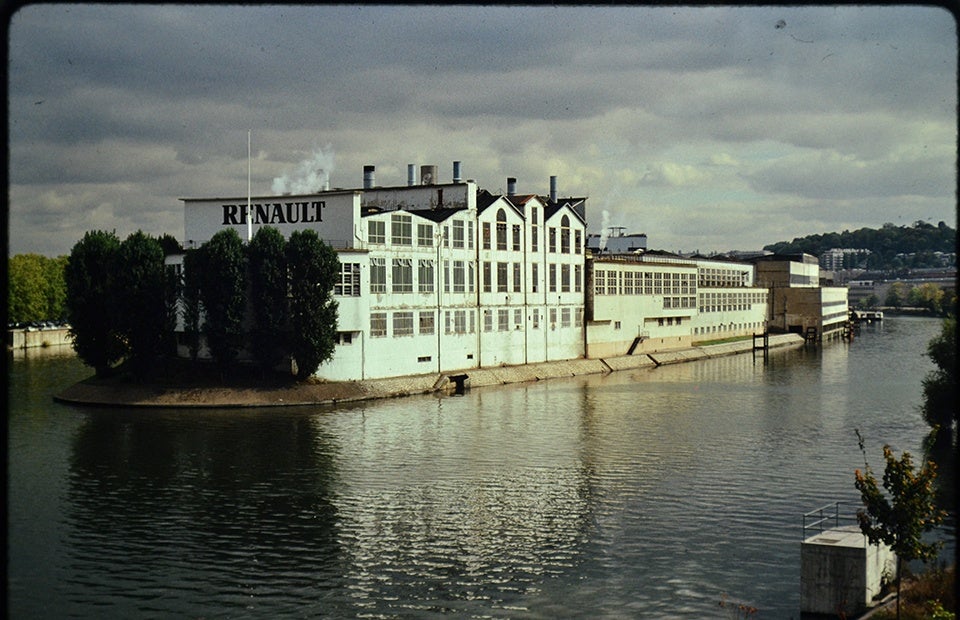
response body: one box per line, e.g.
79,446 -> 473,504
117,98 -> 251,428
64,409 -> 345,616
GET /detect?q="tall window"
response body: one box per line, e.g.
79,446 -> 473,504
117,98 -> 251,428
532,308 -> 540,329
561,264 -> 570,293
496,209 -> 507,250
574,229 -> 582,255
549,263 -> 557,292
335,263 -> 361,296
391,213 -> 411,245
392,258 -> 412,293
483,261 -> 492,293
497,262 -> 508,293
498,309 -> 509,332
467,221 -> 474,250
453,260 -> 465,293
418,259 -> 435,293
368,220 -> 385,244
482,222 -> 491,250
483,309 -> 494,332
531,207 -> 539,252
560,215 -> 570,254
512,224 -> 521,251
512,263 -> 521,293
452,220 -> 465,249
531,263 -> 539,293
370,312 -> 387,337
548,227 -> 556,253
370,258 -> 386,293
417,223 -> 433,247
574,265 -> 582,293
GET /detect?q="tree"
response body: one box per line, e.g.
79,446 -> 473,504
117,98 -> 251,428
199,229 -> 248,372
885,282 -> 909,308
907,283 -> 945,315
854,431 -> 946,620
286,229 -> 339,380
248,227 -> 289,372
115,231 -> 168,377
65,230 -> 125,377
8,254 -> 49,323
921,317 -> 957,442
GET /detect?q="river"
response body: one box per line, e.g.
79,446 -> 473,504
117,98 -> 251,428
6,316 -> 954,618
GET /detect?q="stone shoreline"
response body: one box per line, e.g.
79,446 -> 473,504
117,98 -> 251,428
53,333 -> 806,409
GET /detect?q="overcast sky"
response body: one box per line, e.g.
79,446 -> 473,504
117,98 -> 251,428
6,4 -> 957,257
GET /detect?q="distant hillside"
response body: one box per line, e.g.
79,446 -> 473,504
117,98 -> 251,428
763,220 -> 956,270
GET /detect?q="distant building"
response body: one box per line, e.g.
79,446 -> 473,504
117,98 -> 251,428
753,253 -> 849,341
587,227 -> 647,255
819,248 -> 871,271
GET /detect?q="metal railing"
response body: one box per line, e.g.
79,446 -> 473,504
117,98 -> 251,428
802,502 -> 860,539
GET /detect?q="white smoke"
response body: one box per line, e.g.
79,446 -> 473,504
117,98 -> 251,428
599,209 -> 611,251
272,145 -> 335,195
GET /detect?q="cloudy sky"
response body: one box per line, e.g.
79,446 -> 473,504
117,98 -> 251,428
6,4 -> 957,257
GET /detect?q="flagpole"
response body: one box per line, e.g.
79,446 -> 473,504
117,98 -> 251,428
247,130 -> 252,242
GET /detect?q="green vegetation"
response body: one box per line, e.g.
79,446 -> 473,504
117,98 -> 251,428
854,431 -> 947,620
286,229 -> 340,379
61,227 -> 340,383
764,220 -> 956,271
922,317 -> 957,444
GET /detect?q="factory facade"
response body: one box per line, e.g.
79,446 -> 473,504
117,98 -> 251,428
174,161 -> 844,382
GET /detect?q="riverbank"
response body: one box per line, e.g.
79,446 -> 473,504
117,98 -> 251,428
53,333 -> 805,408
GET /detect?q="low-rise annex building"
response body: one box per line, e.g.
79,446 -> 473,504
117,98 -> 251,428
585,252 -> 769,358
174,162 -> 588,381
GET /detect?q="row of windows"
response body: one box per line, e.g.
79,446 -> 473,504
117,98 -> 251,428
697,291 -> 767,313
370,311 -> 436,338
368,307 -> 585,339
693,322 -> 764,335
481,307 -> 584,331
366,210 -> 584,255
357,258 -> 583,297
698,268 -> 751,288
595,270 -> 698,296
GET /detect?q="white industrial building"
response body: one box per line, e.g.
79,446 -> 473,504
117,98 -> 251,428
177,163 -> 587,381
173,161 -> 847,381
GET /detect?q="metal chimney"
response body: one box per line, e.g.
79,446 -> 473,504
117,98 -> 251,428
453,161 -> 462,183
408,164 -> 416,187
363,165 -> 375,189
507,177 -> 517,196
421,165 -> 438,185
550,176 -> 558,203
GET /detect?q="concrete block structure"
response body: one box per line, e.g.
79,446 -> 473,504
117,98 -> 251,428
801,525 -> 896,617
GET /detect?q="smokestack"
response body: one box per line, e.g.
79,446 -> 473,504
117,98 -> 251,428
550,176 -> 557,203
507,177 -> 517,196
408,164 -> 416,187
363,165 -> 375,189
421,165 -> 438,185
453,161 -> 462,183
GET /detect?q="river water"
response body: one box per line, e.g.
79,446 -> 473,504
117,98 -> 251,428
6,316 -> 954,619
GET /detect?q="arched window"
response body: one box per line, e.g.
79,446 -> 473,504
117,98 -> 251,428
560,214 -> 570,254
496,208 -> 507,251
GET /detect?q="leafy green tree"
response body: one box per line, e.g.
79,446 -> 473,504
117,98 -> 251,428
286,229 -> 339,380
8,254 -> 49,323
907,282 -> 945,315
199,229 -> 248,372
65,230 -> 125,377
885,282 -> 909,308
854,432 -> 946,620
116,231 -> 168,377
247,227 -> 290,372
43,255 -> 69,320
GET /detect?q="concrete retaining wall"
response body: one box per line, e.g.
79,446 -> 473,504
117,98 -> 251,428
7,328 -> 73,349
